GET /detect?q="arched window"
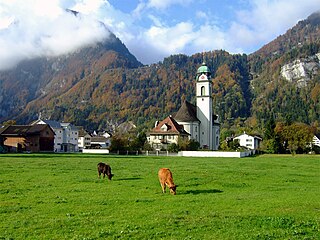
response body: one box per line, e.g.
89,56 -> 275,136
201,86 -> 205,96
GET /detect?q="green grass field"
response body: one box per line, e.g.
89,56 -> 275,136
0,154 -> 319,239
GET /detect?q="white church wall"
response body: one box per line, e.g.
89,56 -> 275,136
178,150 -> 255,158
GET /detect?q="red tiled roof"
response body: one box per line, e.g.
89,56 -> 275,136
149,116 -> 189,135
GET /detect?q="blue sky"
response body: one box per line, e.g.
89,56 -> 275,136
0,0 -> 319,70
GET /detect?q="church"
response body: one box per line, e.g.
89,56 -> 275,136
147,62 -> 220,150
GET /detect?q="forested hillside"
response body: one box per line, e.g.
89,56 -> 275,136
0,31 -> 142,127
1,11 -> 319,137
248,11 -> 320,129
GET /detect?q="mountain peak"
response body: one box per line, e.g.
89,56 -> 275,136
306,11 -> 320,25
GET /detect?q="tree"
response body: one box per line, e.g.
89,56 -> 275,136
278,122 -> 314,154
167,143 -> 179,153
109,135 -> 127,152
262,138 -> 281,154
129,132 -> 147,151
230,139 -> 240,150
177,137 -> 189,151
187,139 -> 200,151
264,117 -> 276,139
2,120 -> 16,127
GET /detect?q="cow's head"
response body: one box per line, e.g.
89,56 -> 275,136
107,174 -> 114,180
169,185 -> 177,195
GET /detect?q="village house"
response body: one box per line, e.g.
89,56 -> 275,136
90,135 -> 110,149
32,119 -> 79,152
77,127 -> 91,150
0,124 -> 54,152
147,116 -> 190,150
233,132 -> 262,150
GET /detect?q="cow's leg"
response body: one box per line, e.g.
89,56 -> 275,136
160,182 -> 166,193
98,171 -> 101,179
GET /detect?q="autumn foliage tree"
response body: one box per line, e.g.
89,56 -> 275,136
275,122 -> 315,154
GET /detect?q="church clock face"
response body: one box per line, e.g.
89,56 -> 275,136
200,74 -> 206,80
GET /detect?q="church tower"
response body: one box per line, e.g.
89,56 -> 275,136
196,62 -> 214,149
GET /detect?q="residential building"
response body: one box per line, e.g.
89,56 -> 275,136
312,133 -> 320,147
90,136 -> 110,149
78,128 -> 91,150
233,132 -> 262,150
147,116 -> 190,150
0,124 -> 54,152
32,119 -> 79,152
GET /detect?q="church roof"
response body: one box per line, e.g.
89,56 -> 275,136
174,101 -> 199,122
197,62 -> 211,75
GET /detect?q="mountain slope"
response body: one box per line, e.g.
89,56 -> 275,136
0,30 -> 142,123
248,11 -> 320,126
15,50 -> 251,132
1,11 -> 320,134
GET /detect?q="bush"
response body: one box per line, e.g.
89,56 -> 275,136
168,143 -> 179,152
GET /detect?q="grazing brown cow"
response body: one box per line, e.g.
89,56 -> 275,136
158,168 -> 177,195
97,162 -> 114,180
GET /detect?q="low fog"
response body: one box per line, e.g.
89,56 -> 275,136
0,6 -> 109,71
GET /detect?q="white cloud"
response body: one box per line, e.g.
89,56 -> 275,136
72,0 -> 107,15
196,11 -> 208,21
109,0 -> 320,64
228,0 -> 320,52
1,0 -> 319,68
145,22 -> 195,53
147,0 -> 193,10
193,25 -> 228,52
125,21 -> 228,63
0,16 -> 14,30
0,0 -> 109,70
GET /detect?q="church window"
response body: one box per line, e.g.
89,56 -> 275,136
201,86 -> 205,96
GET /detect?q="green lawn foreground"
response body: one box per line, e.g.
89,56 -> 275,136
0,154 -> 319,240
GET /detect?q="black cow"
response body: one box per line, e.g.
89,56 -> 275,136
97,162 -> 114,180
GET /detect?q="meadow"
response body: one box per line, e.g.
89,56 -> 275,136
0,154 -> 319,240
